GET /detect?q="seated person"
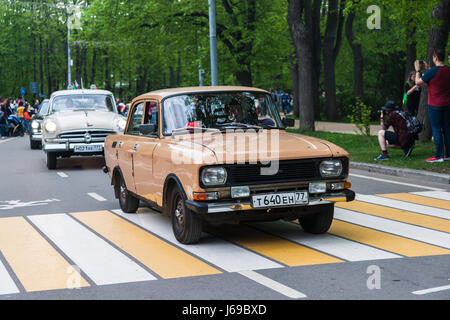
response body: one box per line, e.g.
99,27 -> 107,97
374,101 -> 415,160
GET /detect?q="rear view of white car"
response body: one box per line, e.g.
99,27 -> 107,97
42,89 -> 126,169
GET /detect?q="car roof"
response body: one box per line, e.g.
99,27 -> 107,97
50,89 -> 114,99
131,86 -> 270,103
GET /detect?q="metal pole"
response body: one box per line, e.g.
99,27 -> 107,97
67,16 -> 71,89
208,0 -> 218,86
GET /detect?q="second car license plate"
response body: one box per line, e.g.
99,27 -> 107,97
74,145 -> 103,153
252,191 -> 308,208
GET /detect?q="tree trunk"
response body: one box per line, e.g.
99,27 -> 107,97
345,9 -> 364,100
289,53 -> 299,118
90,48 -> 97,86
311,0 -> 322,120
75,42 -> 82,86
104,49 -> 111,91
405,22 -> 417,81
287,0 -> 315,131
417,0 -> 450,141
323,0 -> 344,121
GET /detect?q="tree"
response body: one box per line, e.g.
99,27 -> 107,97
323,0 -> 345,121
287,0 -> 315,131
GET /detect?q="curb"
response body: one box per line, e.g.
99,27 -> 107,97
350,162 -> 450,185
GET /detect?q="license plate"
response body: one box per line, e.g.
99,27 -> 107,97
74,145 -> 103,153
251,191 -> 308,208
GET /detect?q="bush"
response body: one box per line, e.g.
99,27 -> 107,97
348,98 -> 372,136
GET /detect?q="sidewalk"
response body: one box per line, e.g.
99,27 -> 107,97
294,120 -> 382,136
292,120 -> 450,184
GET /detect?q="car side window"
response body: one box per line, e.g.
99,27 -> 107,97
126,103 -> 144,135
141,101 -> 159,137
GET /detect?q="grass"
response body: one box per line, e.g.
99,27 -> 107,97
287,129 -> 450,175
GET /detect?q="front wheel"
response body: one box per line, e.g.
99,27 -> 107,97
171,187 -> 202,244
117,174 -> 139,213
299,203 -> 334,234
46,152 -> 57,170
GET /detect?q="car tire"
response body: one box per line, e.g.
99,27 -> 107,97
171,187 -> 202,244
30,137 -> 40,149
118,174 -> 139,213
299,203 -> 334,234
46,152 -> 57,170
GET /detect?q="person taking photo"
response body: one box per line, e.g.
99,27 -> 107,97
374,101 -> 415,161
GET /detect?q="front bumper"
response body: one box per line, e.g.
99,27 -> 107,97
186,189 -> 355,215
43,142 -> 105,153
30,133 -> 42,141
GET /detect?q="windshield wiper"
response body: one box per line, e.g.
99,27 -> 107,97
216,122 -> 280,130
216,122 -> 263,130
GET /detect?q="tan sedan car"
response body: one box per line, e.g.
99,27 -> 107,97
104,86 -> 355,244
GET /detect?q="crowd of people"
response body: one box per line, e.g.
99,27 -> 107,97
375,49 -> 450,163
0,97 -> 40,138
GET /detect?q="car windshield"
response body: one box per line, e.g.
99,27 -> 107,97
38,101 -> 49,116
51,94 -> 115,113
163,92 -> 283,135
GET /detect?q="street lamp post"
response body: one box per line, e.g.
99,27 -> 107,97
67,16 -> 71,89
208,0 -> 218,86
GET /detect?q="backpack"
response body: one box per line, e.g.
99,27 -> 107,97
397,111 -> 423,134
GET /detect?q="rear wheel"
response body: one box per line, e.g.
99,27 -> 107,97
171,187 -> 202,244
46,152 -> 57,170
117,174 -> 139,213
299,203 -> 334,234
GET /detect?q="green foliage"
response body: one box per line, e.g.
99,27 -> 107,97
348,98 -> 372,136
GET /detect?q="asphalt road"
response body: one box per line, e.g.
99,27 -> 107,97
0,135 -> 449,302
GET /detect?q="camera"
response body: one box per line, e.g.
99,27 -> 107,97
419,60 -> 426,71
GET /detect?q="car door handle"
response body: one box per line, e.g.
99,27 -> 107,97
134,144 -> 139,151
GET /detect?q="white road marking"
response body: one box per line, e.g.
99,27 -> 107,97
57,172 -> 68,178
0,199 -> 60,210
411,191 -> 450,201
334,208 -> 450,249
112,209 -> 283,272
28,213 -> 156,285
356,194 -> 450,220
412,280 -> 450,295
0,137 -> 18,144
238,270 -> 307,299
349,173 -> 444,191
87,193 -> 107,202
249,220 -> 400,261
0,259 -> 20,295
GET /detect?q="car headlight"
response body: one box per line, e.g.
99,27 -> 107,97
44,121 -> 57,133
201,167 -> 227,186
31,120 -> 40,129
319,160 -> 343,177
114,118 -> 127,132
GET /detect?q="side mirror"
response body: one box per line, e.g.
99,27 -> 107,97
282,117 -> 295,127
139,123 -> 157,135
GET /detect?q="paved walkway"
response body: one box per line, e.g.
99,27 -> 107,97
294,120 -> 382,136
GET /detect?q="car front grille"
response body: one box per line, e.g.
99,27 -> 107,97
225,158 -> 349,186
57,129 -> 116,143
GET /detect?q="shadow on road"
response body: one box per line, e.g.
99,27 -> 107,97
55,156 -> 105,170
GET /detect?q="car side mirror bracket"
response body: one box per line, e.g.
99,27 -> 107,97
139,123 -> 157,135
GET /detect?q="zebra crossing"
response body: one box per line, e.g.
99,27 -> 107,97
0,190 -> 449,297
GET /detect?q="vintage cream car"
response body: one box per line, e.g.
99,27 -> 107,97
42,89 -> 126,169
104,86 -> 355,244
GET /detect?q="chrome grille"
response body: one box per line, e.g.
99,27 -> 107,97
57,129 -> 115,143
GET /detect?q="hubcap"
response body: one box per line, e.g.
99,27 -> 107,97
174,197 -> 185,231
120,181 -> 127,201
